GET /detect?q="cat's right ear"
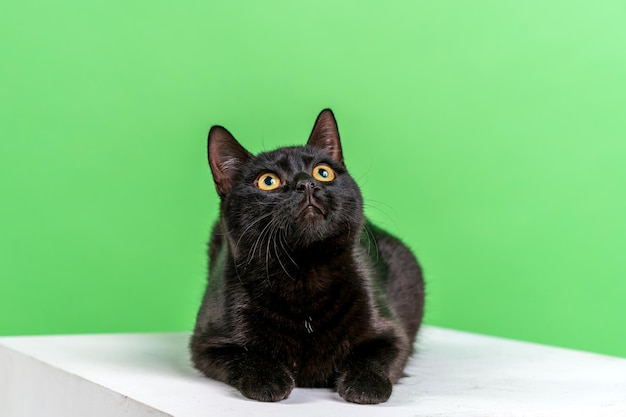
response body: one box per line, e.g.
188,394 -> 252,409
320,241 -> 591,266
208,126 -> 253,197
307,109 -> 344,167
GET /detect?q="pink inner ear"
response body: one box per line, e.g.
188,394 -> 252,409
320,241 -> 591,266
207,126 -> 252,196
307,109 -> 344,166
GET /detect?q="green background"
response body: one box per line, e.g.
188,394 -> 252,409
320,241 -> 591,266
1,0 -> 625,358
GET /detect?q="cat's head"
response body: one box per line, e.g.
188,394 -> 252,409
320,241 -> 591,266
207,109 -> 363,257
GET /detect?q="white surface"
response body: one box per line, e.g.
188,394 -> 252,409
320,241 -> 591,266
1,326 -> 625,417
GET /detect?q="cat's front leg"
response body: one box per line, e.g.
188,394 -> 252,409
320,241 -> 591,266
191,339 -> 295,402
229,351 -> 295,402
336,334 -> 406,404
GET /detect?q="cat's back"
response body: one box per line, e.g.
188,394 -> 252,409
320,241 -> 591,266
363,223 -> 425,343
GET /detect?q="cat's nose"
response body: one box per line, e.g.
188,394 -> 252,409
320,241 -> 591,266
294,173 -> 319,193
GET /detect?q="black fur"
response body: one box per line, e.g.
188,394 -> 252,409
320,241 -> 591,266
190,109 -> 425,404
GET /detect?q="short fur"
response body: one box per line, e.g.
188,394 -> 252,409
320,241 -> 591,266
190,109 -> 425,404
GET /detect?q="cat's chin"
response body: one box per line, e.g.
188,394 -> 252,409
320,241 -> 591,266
292,217 -> 334,248
297,204 -> 325,220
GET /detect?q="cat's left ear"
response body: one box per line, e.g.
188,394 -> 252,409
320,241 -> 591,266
307,109 -> 344,167
208,126 -> 253,197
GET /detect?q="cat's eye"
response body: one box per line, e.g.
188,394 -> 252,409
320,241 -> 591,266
312,164 -> 336,182
256,172 -> 281,191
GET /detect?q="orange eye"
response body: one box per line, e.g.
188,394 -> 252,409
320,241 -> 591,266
256,172 -> 281,191
312,164 -> 336,182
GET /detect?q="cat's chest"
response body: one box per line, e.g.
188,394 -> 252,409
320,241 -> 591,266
281,319 -> 353,386
243,282 -> 372,348
237,272 -> 374,386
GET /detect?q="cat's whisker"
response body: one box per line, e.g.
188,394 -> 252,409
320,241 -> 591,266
234,212 -> 273,260
276,221 -> 298,279
362,223 -> 380,262
272,226 -> 295,281
264,219 -> 277,286
278,226 -> 299,271
363,200 -> 400,231
246,216 -> 276,266
365,198 -> 398,214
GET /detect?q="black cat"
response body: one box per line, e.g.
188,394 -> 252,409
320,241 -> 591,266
190,109 -> 424,404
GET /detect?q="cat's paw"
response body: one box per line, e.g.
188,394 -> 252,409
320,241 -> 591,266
232,363 -> 295,402
336,367 -> 393,404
